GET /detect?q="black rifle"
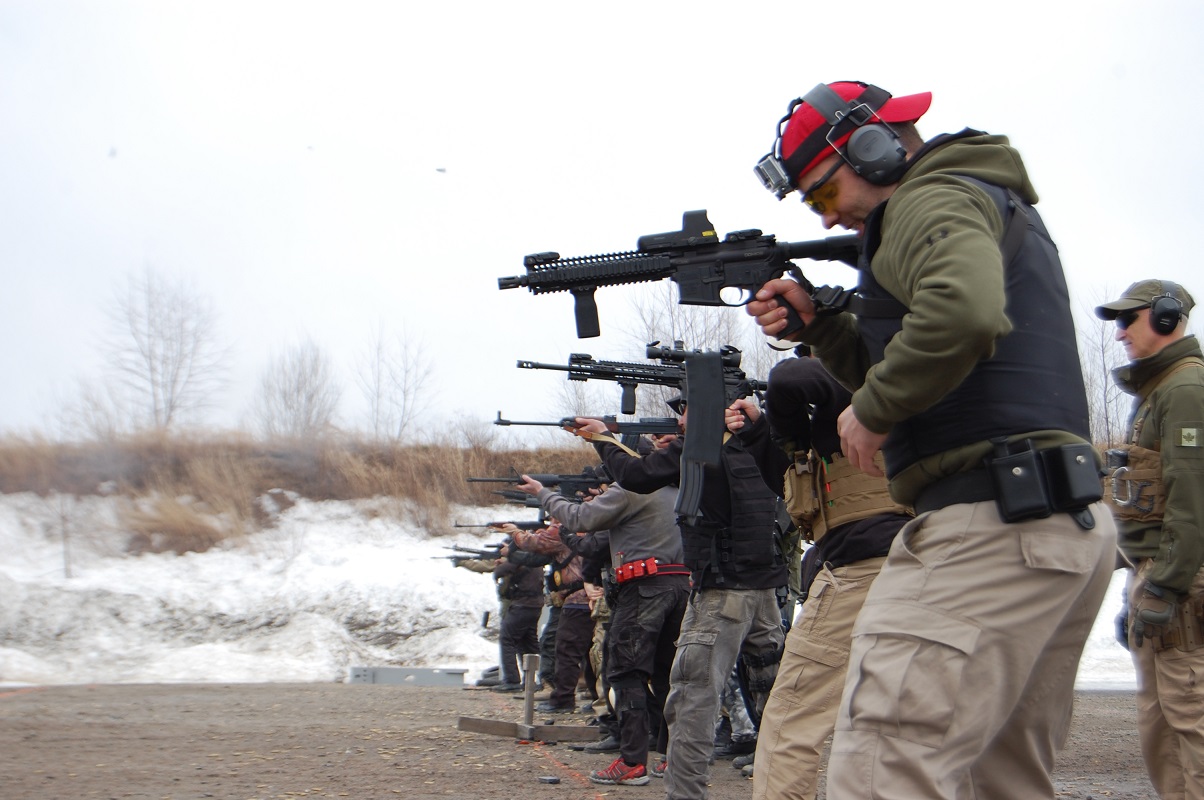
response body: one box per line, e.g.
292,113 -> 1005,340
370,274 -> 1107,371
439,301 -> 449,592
453,520 -> 545,531
517,341 -> 765,415
498,209 -> 859,338
493,412 -> 680,436
468,468 -> 607,499
432,542 -> 507,562
493,489 -> 551,508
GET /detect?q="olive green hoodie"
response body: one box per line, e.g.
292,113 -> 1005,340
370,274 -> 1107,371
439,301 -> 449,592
1112,335 -> 1204,594
802,130 -> 1090,504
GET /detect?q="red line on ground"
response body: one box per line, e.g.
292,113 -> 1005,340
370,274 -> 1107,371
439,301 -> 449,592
0,686 -> 45,699
529,742 -> 605,800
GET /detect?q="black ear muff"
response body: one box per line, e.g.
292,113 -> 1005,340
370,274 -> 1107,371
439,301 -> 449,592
1150,280 -> 1184,335
846,124 -> 909,185
800,82 -> 908,186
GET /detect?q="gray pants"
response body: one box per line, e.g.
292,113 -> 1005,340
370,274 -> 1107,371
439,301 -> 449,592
664,587 -> 784,800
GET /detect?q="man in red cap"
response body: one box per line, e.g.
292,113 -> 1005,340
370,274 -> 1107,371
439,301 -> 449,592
1096,279 -> 1204,799
745,82 -> 1117,798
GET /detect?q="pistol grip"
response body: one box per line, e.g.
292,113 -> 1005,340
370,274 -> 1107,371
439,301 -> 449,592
776,294 -> 807,340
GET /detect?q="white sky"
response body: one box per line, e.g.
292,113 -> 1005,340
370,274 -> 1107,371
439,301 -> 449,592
0,491 -> 1134,688
2,1 -> 1202,437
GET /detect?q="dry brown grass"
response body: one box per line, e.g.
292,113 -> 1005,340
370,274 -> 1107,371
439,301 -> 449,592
0,433 -> 596,554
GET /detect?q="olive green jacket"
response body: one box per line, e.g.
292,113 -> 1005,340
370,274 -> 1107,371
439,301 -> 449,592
802,130 -> 1088,504
1113,335 -> 1204,594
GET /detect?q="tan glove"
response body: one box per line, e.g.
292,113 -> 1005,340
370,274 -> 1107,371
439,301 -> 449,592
1131,583 -> 1177,647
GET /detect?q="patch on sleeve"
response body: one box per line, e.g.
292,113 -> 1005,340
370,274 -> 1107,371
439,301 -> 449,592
1176,426 -> 1202,447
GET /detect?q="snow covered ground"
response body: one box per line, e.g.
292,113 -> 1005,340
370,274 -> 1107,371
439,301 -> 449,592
0,491 -> 1136,689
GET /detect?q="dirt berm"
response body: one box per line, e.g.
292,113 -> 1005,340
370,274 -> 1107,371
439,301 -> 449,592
0,682 -> 1155,799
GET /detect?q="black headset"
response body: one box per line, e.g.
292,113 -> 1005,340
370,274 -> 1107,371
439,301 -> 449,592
800,83 -> 909,186
1151,280 -> 1185,335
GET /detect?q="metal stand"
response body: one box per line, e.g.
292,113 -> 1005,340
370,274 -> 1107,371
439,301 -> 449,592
456,654 -> 598,743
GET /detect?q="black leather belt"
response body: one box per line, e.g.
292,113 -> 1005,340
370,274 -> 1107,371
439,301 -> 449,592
913,469 -> 996,515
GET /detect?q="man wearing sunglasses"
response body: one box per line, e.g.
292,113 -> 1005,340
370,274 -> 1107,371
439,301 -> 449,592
744,81 -> 1117,799
1096,280 -> 1204,799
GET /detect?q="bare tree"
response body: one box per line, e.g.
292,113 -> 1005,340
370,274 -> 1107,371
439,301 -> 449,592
625,285 -> 787,414
106,267 -> 228,430
450,412 -> 500,450
553,377 -> 609,419
1077,307 -> 1129,449
58,377 -> 130,442
253,340 -> 342,439
356,323 -> 435,443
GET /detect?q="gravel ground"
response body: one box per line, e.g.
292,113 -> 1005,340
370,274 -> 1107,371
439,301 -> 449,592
0,682 -> 1156,799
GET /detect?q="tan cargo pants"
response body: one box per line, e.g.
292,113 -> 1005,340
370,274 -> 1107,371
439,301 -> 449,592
1128,560 -> 1204,800
753,556 -> 886,800
825,500 -> 1115,799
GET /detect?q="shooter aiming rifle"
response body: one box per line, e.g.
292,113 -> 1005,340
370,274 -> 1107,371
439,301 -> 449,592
498,209 -> 860,338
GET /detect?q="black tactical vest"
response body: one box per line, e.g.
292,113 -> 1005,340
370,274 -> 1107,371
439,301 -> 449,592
679,436 -> 786,589
856,176 -> 1090,476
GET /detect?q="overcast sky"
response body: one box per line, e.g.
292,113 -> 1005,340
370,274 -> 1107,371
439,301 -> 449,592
2,1 -> 1202,440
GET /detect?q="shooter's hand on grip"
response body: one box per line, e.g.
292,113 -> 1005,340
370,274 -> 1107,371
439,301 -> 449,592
748,278 -> 816,340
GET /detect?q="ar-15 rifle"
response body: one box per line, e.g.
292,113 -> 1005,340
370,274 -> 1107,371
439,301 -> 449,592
493,489 -> 552,508
493,412 -> 681,436
468,467 -> 608,499
453,520 -> 545,531
498,209 -> 859,338
517,341 -> 765,415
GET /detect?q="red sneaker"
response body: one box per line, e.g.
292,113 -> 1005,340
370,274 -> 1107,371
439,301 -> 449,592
589,757 -> 650,786
650,759 -> 667,779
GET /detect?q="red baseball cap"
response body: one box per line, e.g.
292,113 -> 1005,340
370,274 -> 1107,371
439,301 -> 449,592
780,81 -> 932,183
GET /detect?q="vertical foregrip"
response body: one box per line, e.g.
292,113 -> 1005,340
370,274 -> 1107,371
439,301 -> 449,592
619,383 -> 637,416
571,287 -> 601,338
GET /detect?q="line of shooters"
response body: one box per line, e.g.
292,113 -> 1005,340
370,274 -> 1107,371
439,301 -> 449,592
437,80 -> 1198,800
440,336 -> 906,797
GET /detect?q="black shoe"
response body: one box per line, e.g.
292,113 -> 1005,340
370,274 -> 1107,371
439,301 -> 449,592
476,676 -> 502,687
713,738 -> 757,759
732,753 -> 755,769
584,735 -> 621,754
491,683 -> 523,693
536,701 -> 576,713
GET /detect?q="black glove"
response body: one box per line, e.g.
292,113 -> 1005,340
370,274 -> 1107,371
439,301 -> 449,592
1131,583 -> 1177,648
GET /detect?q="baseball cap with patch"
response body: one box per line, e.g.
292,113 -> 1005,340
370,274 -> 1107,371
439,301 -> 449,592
755,81 -> 932,198
1094,280 -> 1196,320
